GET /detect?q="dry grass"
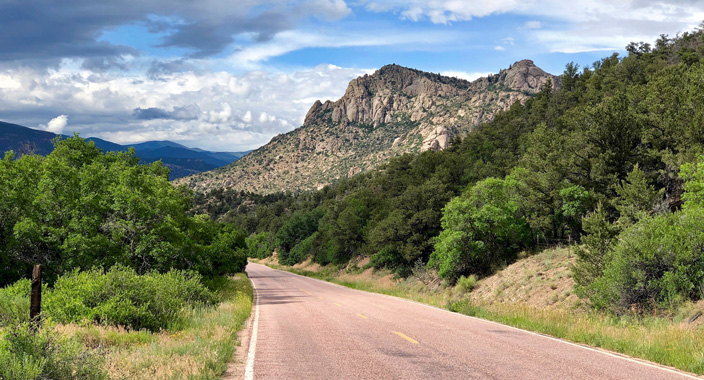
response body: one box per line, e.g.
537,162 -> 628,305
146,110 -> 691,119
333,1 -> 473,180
452,301 -> 704,374
469,247 -> 581,309
56,273 -> 253,380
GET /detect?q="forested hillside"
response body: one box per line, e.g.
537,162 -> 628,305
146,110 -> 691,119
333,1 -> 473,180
196,27 -> 704,313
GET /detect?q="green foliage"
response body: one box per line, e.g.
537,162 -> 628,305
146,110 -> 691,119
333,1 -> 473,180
0,322 -> 106,380
0,135 -> 247,287
612,165 -> 662,227
580,157 -> 704,312
429,174 -> 531,283
275,207 -> 325,264
246,232 -> 274,259
572,203 -> 619,299
285,232 -> 318,266
455,275 -> 477,293
589,207 -> 704,312
0,279 -> 30,326
44,265 -> 216,331
680,156 -> 704,208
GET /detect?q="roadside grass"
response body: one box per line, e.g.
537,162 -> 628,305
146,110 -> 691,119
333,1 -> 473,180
253,258 -> 704,375
57,273 -> 253,380
449,300 -> 704,375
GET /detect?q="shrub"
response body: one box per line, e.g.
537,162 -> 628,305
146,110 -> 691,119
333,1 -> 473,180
0,279 -> 30,327
588,207 -> 704,312
456,275 -> 477,293
0,322 -> 106,380
44,265 -> 216,331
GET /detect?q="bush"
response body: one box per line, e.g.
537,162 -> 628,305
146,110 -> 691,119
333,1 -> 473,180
0,322 -> 106,380
588,207 -> 704,312
44,265 -> 216,331
0,279 -> 30,327
456,275 -> 477,293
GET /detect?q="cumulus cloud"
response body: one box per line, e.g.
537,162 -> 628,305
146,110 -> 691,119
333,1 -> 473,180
42,115 -> 69,134
361,0 -> 704,52
0,64 -> 368,151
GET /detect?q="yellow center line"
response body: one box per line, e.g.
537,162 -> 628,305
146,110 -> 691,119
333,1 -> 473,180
317,297 -> 323,300
356,313 -> 368,319
299,288 -> 312,295
392,331 -> 419,344
334,303 -> 342,307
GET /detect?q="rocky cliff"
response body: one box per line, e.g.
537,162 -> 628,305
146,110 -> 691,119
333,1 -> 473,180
177,60 -> 558,194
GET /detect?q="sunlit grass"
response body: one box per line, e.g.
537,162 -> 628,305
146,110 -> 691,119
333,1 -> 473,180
449,301 -> 704,375
58,273 -> 253,380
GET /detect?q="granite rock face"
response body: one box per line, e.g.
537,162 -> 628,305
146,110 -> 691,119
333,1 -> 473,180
177,61 -> 558,194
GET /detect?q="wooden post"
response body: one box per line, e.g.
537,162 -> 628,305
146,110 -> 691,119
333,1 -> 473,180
30,264 -> 42,330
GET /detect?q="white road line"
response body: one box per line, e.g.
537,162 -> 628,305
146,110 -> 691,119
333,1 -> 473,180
244,280 -> 260,380
254,263 -> 702,380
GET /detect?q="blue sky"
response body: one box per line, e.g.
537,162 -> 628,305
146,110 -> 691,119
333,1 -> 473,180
0,0 -> 702,151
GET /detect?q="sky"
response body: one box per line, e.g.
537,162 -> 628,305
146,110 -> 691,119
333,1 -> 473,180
1,1 -> 703,152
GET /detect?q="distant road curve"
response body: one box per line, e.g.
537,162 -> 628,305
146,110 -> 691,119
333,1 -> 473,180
243,263 -> 700,380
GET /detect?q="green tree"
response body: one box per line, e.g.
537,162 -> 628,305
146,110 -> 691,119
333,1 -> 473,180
429,173 -> 531,283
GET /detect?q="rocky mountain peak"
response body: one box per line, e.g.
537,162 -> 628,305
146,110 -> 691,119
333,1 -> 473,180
180,60 -> 558,194
497,59 -> 557,93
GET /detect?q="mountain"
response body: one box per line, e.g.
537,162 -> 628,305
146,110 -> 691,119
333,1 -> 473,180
0,121 -> 251,179
177,60 -> 558,194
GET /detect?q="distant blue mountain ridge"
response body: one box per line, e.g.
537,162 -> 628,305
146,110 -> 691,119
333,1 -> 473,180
0,121 -> 251,180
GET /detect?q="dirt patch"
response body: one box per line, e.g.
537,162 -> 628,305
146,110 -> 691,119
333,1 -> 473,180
337,267 -> 397,290
292,258 -> 323,273
469,247 -> 581,310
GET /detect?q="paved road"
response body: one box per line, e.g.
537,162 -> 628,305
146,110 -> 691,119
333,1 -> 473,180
244,262 -> 699,380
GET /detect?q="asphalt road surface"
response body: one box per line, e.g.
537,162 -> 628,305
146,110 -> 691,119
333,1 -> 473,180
244,262 -> 700,380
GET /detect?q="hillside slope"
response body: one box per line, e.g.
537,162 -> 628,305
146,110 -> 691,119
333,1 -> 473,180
178,60 -> 558,194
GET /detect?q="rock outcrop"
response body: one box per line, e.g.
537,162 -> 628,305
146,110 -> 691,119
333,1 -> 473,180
176,60 -> 558,194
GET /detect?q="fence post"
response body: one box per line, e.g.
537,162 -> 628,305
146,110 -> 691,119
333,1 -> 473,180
30,264 -> 42,330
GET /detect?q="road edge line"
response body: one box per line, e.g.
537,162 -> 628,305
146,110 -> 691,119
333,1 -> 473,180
244,277 -> 260,380
251,262 -> 702,380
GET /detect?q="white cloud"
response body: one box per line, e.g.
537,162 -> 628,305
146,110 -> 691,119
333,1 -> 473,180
494,46 -> 505,51
524,20 -> 542,29
242,110 -> 253,123
441,71 -> 493,81
208,103 -> 232,123
228,29 -> 455,69
42,115 -> 68,134
1,63 -> 368,151
361,0 -> 704,53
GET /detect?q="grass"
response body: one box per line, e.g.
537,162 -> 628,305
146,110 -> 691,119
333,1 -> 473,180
58,273 -> 253,380
449,301 -> 704,375
255,259 -> 704,375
